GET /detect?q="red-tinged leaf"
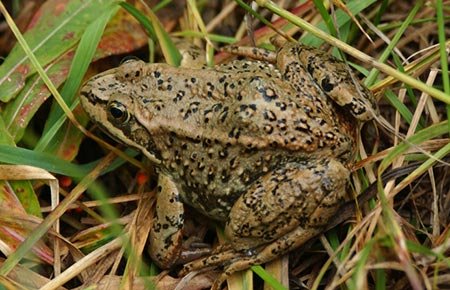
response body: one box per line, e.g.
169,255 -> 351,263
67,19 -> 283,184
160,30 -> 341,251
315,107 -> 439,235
9,180 -> 42,218
94,7 -> 149,59
0,181 -> 28,216
90,1 -> 185,63
2,50 -> 74,142
0,0 -> 119,102
44,106 -> 88,161
0,181 -> 53,264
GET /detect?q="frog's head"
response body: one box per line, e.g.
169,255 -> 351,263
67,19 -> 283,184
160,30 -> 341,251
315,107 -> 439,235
80,61 -> 161,164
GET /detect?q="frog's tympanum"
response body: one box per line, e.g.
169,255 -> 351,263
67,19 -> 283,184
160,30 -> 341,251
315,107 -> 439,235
80,42 -> 378,288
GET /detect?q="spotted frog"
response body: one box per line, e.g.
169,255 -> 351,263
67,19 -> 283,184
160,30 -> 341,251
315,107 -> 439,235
80,41 -> 377,287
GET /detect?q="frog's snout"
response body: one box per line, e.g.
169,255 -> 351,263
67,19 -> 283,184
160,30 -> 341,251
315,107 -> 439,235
79,89 -> 95,118
79,85 -> 96,106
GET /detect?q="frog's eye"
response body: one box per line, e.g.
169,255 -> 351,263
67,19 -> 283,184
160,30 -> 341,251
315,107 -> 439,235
108,101 -> 130,123
120,56 -> 140,65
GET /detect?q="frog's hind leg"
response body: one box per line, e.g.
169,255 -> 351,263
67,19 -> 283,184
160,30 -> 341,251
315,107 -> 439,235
183,225 -> 325,290
277,42 -> 378,121
225,158 -> 350,250
182,158 -> 351,289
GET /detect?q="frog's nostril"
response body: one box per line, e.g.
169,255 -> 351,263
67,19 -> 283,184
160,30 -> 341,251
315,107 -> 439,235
80,89 -> 90,100
80,89 -> 99,106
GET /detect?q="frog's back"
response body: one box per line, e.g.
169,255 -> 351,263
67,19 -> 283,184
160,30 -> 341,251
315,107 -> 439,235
141,60 -> 355,156
194,60 -> 357,158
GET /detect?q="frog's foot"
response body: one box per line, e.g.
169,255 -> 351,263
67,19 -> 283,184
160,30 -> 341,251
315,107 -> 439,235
179,248 -> 240,275
181,224 -> 323,290
221,45 -> 277,63
213,226 -> 324,290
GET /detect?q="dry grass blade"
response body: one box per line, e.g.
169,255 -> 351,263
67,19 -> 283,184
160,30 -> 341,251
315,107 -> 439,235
0,165 -> 59,273
0,153 -> 117,276
331,0 -> 373,43
40,238 -> 122,290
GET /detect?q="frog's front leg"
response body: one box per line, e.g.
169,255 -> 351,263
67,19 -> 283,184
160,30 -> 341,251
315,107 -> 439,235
182,158 -> 350,288
148,173 -> 184,268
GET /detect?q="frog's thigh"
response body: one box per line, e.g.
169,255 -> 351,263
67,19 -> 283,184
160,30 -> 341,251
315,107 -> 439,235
149,173 -> 184,269
225,158 -> 350,250
219,158 -> 350,278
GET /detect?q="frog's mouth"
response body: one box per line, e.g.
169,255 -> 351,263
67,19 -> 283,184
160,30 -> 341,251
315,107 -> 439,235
93,113 -> 163,165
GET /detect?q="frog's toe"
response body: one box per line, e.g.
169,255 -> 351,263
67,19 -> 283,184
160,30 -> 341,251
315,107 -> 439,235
180,251 -> 257,290
177,245 -> 212,265
179,249 -> 238,276
210,272 -> 230,290
269,35 -> 287,47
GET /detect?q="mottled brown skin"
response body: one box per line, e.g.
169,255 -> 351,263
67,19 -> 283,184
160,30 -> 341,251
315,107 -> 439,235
80,42 -> 377,289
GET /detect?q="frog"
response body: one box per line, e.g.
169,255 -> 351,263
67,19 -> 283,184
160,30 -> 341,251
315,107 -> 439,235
79,40 -> 378,289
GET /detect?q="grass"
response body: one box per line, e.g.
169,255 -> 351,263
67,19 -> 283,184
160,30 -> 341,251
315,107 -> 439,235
0,0 -> 449,289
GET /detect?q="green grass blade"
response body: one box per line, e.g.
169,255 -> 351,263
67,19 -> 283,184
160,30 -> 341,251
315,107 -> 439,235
0,116 -> 15,146
251,265 -> 288,290
0,144 -> 138,178
0,145 -> 86,177
120,2 -> 182,66
406,240 -> 450,268
146,8 -> 182,66
365,0 -> 423,86
383,90 -> 414,125
391,53 -> 418,108
311,0 -> 337,37
301,0 -> 377,46
378,121 -> 448,173
35,4 -> 120,152
349,239 -> 375,290
435,0 -> 450,133
119,2 -> 156,39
